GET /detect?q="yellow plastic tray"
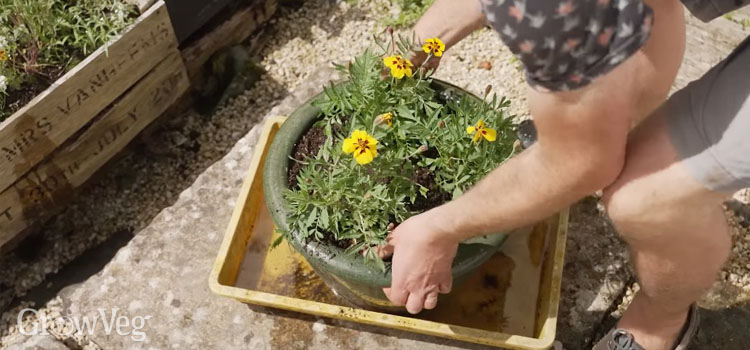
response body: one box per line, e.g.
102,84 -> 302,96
210,117 -> 569,350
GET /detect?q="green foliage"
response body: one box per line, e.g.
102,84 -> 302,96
0,0 -> 137,121
283,35 -> 516,269
383,0 -> 435,28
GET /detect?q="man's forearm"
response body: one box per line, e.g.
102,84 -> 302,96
421,0 -> 685,242
412,0 -> 486,48
432,134 -> 624,240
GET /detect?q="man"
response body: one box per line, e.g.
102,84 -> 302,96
382,0 -> 750,349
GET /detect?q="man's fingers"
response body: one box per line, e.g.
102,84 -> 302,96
383,287 -> 408,306
438,280 -> 452,294
424,292 -> 439,310
406,293 -> 425,314
377,243 -> 394,259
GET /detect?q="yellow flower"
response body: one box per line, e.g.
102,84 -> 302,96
342,129 -> 378,165
466,120 -> 497,143
375,112 -> 393,127
422,38 -> 445,57
383,55 -> 413,79
0,50 -> 7,61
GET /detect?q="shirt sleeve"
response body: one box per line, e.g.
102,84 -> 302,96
480,0 -> 654,92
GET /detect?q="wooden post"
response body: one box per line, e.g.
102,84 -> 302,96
181,0 -> 278,80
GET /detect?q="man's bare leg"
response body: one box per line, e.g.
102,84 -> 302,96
603,111 -> 733,349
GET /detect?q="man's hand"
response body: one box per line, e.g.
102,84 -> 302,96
382,210 -> 459,314
409,50 -> 441,75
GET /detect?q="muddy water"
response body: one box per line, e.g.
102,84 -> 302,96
235,204 -> 550,337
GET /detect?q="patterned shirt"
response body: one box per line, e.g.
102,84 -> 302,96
480,0 -> 654,91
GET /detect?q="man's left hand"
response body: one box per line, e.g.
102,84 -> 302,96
382,210 -> 459,314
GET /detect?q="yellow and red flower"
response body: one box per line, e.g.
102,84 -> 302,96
422,37 -> 445,57
466,120 -> 497,143
383,55 -> 413,79
342,130 -> 378,165
0,50 -> 7,61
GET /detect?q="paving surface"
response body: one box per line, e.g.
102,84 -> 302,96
1,2 -> 750,349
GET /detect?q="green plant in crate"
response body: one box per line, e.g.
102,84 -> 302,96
281,34 -> 516,270
0,0 -> 137,121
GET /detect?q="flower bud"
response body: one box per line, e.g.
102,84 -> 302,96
437,120 -> 445,128
374,112 -> 393,127
417,145 -> 429,153
484,84 -> 493,97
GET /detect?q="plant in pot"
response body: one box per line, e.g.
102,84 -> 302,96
263,34 -> 518,312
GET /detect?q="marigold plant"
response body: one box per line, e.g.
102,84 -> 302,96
282,34 -> 517,270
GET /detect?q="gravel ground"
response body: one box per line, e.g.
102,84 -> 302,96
0,0 -> 748,348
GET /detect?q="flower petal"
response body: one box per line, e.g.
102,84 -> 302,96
391,68 -> 405,79
355,149 -> 374,165
342,138 -> 357,154
404,66 -> 413,78
365,134 -> 378,146
351,129 -> 367,140
466,126 -> 475,134
434,50 -> 443,57
436,38 -> 445,51
383,56 -> 397,68
482,127 -> 498,142
422,44 -> 432,54
477,120 -> 485,128
473,132 -> 482,143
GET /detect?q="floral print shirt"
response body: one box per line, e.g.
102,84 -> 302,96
480,0 -> 654,91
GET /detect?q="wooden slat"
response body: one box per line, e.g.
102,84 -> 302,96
125,0 -> 157,13
0,51 -> 189,252
0,1 -> 176,194
182,0 -> 278,80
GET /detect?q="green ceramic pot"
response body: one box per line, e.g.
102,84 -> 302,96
263,79 -> 508,312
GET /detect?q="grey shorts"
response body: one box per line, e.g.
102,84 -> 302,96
666,35 -> 750,192
682,0 -> 750,22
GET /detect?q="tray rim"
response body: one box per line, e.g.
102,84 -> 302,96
209,116 -> 568,350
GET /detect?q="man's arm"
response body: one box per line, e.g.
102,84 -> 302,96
407,0 -> 486,69
385,0 -> 686,314
412,0 -> 486,48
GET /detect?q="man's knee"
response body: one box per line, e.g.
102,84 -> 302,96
602,181 -> 653,233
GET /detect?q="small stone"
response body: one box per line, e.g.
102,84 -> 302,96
5,334 -> 69,350
478,60 -> 493,70
311,319 -> 326,332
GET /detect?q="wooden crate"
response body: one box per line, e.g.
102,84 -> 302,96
0,51 -> 190,251
182,0 -> 278,80
0,1 -> 177,195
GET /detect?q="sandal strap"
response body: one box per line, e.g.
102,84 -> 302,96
593,303 -> 700,350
